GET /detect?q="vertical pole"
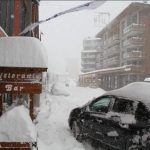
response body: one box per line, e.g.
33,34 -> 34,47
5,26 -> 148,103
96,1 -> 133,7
0,94 -> 2,116
29,94 -> 34,120
13,0 -> 20,35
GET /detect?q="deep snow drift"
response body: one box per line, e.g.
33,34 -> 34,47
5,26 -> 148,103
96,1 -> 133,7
37,86 -> 105,150
0,105 -> 37,142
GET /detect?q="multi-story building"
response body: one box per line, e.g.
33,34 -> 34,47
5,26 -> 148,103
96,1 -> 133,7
79,2 -> 150,90
81,37 -> 102,73
0,0 -> 39,37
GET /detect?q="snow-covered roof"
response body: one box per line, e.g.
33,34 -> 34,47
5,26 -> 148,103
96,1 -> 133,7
106,82 -> 150,104
0,37 -> 48,68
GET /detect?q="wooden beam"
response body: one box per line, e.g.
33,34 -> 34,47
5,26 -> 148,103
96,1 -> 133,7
0,94 -> 2,116
13,0 -> 20,35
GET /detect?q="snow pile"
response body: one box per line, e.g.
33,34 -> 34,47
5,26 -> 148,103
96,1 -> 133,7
51,83 -> 70,96
107,131 -> 119,137
120,114 -> 136,124
106,111 -> 136,125
107,82 -> 150,104
0,106 -> 37,142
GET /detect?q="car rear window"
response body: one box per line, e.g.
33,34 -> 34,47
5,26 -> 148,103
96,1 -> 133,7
135,102 -> 150,121
112,98 -> 134,114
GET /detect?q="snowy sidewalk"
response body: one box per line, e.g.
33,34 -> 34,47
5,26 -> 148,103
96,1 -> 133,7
37,86 -> 105,150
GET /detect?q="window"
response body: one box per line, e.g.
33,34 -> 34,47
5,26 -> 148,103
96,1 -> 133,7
132,14 -> 137,24
90,97 -> 111,113
113,98 -> 134,114
135,102 -> 149,121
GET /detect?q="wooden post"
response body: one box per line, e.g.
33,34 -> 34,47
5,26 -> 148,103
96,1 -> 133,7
0,94 -> 2,116
29,94 -> 34,120
13,0 -> 20,35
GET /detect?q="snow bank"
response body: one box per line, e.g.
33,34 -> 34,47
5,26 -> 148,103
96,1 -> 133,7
0,106 -> 37,142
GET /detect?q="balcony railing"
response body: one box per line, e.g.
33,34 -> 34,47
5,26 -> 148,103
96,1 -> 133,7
81,68 -> 95,72
123,51 -> 143,60
81,55 -> 96,59
107,46 -> 120,57
123,37 -> 144,47
103,56 -> 120,67
123,23 -> 145,35
104,34 -> 120,48
81,61 -> 95,65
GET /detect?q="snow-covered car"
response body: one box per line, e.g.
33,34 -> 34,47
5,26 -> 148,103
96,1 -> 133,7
51,83 -> 70,96
68,82 -> 150,150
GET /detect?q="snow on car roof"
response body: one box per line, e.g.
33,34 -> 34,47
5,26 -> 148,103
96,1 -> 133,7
106,82 -> 150,104
0,36 -> 48,68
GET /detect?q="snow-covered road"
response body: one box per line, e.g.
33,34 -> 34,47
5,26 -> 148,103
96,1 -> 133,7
37,86 -> 105,150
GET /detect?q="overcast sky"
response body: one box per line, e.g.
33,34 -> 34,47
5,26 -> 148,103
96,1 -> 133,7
39,1 -> 144,74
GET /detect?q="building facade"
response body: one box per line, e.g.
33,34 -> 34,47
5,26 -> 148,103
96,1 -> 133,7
0,0 -> 39,37
81,37 -> 102,73
79,2 -> 150,90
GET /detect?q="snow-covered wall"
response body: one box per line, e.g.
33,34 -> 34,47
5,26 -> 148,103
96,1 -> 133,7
0,37 -> 48,68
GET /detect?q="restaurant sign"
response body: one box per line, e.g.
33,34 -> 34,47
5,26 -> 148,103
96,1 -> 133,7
0,83 -> 42,93
0,72 -> 42,82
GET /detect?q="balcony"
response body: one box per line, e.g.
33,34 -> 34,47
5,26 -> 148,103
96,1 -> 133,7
123,51 -> 143,60
81,55 -> 96,59
123,37 -> 144,48
82,50 -> 97,53
106,34 -> 120,48
103,56 -> 120,68
81,68 -> 95,73
107,46 -> 120,57
123,24 -> 145,36
81,61 -> 95,65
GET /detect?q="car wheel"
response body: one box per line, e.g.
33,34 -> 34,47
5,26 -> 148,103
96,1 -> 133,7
71,120 -> 83,142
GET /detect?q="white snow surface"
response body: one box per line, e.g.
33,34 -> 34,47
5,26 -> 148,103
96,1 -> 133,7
106,111 -> 136,125
0,37 -> 48,68
37,86 -> 105,150
0,105 -> 37,142
106,82 -> 150,104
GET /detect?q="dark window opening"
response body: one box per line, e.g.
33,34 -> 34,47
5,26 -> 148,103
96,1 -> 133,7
113,98 -> 134,114
135,102 -> 150,121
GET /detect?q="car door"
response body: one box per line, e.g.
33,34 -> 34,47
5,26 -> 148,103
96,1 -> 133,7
81,95 -> 114,143
105,98 -> 136,150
